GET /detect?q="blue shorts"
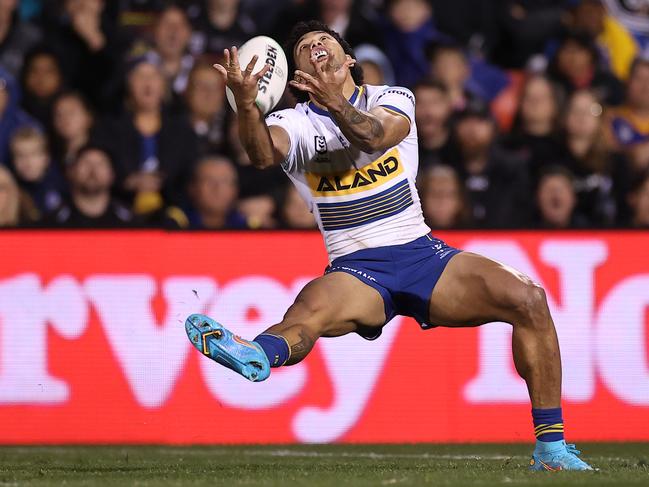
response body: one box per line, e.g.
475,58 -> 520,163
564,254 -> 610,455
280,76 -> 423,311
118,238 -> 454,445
325,233 -> 461,339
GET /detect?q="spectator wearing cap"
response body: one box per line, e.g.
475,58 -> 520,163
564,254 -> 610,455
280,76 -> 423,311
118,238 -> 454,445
0,0 -> 41,78
19,47 -> 65,131
627,171 -> 649,228
419,164 -> 472,229
504,74 -> 563,181
535,165 -> 590,228
547,31 -> 624,106
96,57 -> 198,215
51,91 -> 96,166
9,126 -> 65,216
185,155 -> 249,230
556,89 -> 623,226
413,79 -> 454,170
450,98 -> 532,227
0,65 -> 40,165
42,144 -> 136,228
354,44 -> 395,86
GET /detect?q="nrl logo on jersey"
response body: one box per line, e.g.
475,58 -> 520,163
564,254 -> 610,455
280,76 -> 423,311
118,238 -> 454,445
314,136 -> 327,154
306,148 -> 405,195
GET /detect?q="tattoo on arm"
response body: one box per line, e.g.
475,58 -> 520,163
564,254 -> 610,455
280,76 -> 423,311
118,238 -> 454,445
332,102 -> 385,152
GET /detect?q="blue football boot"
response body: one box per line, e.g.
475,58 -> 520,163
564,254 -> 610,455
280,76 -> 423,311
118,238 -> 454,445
529,440 -> 594,471
185,313 -> 270,382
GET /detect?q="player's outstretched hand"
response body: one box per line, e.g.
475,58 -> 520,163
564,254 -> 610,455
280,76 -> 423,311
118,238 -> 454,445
289,56 -> 356,110
213,47 -> 271,110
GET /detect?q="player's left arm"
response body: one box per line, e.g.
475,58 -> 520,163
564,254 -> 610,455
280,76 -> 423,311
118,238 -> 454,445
328,102 -> 410,153
289,58 -> 411,153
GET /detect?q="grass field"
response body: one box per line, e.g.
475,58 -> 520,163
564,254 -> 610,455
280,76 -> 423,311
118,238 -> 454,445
1,443 -> 648,486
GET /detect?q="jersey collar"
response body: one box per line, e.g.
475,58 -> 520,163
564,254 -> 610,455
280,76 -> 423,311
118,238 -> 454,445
308,85 -> 363,117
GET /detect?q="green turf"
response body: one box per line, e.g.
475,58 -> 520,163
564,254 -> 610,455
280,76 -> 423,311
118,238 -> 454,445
0,443 -> 647,486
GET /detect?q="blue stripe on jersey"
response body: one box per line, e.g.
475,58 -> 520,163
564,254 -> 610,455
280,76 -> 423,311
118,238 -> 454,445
379,104 -> 411,123
317,179 -> 413,230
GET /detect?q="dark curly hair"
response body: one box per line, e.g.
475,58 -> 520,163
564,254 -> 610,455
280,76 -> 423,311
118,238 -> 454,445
283,20 -> 364,103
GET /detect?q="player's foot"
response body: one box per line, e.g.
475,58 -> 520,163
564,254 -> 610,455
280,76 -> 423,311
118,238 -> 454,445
529,440 -> 594,471
185,313 -> 270,382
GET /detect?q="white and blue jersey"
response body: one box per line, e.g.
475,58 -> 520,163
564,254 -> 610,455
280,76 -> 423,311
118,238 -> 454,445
266,84 -> 431,261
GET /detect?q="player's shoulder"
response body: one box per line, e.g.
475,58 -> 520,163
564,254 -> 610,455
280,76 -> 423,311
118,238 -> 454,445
365,84 -> 416,105
266,103 -> 308,122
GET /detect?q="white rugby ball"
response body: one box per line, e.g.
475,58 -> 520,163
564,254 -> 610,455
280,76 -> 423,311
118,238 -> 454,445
225,36 -> 288,115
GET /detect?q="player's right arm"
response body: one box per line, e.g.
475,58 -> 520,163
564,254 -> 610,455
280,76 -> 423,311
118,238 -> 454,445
214,47 -> 289,169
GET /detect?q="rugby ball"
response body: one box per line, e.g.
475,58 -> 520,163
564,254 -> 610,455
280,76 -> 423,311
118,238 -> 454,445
225,36 -> 288,115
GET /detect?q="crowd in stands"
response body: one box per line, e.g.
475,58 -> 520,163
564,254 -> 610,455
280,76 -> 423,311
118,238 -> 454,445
1,0 -> 649,230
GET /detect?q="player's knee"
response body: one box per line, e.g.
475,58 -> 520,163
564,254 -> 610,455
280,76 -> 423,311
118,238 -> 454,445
510,280 -> 550,327
282,292 -> 329,329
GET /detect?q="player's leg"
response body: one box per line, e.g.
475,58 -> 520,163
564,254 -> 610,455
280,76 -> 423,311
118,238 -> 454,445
186,271 -> 386,380
427,252 -> 560,408
427,251 -> 592,470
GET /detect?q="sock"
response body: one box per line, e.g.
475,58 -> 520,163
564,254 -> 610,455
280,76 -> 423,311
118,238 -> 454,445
254,333 -> 290,367
532,407 -> 564,442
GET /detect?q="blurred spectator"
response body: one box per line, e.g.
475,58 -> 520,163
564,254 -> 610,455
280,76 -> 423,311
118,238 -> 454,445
226,118 -> 286,200
19,47 -> 64,130
355,44 -> 395,86
9,126 -> 64,215
42,144 -> 136,227
535,165 -> 589,228
608,57 -> 649,157
429,0 -> 499,58
189,0 -> 256,57
382,0 -> 447,88
568,0 -> 638,80
238,194 -> 277,229
272,0 -> 383,49
451,98 -> 532,227
492,0 -> 566,69
0,0 -> 41,78
627,171 -> 649,228
0,164 -> 37,226
96,57 -> 197,214
0,65 -> 39,164
600,0 -> 649,52
419,164 -> 471,229
152,5 -> 194,102
278,184 -> 316,229
547,31 -> 624,105
184,62 -> 228,156
52,91 -> 95,166
427,43 -> 509,110
558,89 -> 620,226
42,0 -> 125,113
505,74 -> 563,179
186,155 -> 248,229
413,79 -> 454,169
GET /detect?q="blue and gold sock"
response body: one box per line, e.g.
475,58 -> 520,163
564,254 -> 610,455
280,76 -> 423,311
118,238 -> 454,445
254,333 -> 290,367
532,407 -> 564,442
